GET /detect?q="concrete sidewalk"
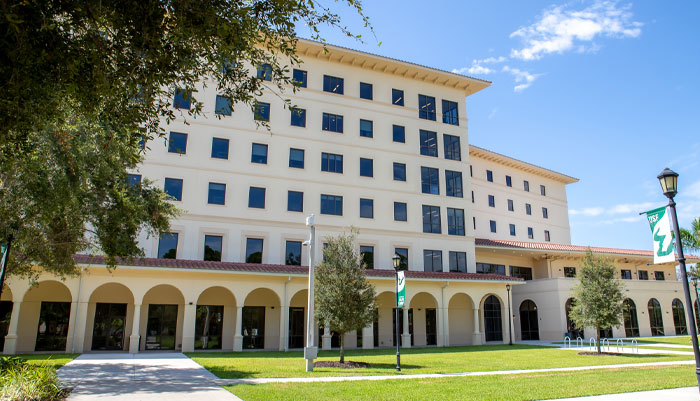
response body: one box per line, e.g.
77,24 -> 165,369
547,386 -> 699,400
58,353 -> 242,401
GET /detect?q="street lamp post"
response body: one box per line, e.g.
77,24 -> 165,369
392,254 -> 401,372
506,284 -> 512,345
657,168 -> 700,391
693,277 -> 699,333
304,214 -> 318,372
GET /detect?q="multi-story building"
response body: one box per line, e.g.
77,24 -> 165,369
1,39 -> 696,354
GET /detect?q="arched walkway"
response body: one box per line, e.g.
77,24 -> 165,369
374,291 -> 396,347
519,300 -> 539,340
482,294 -> 503,342
409,292 -> 438,347
288,290 -> 307,349
21,281 -> 72,352
196,287 -> 236,350
623,299 -> 639,337
0,286 -> 13,351
141,284 -> 185,351
85,283 -> 134,352
243,288 -> 280,350
672,298 -> 688,335
648,298 -> 664,336
448,293 -> 474,345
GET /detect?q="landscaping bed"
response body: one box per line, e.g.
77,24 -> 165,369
0,357 -> 71,401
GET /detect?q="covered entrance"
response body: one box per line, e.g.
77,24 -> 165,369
519,300 -> 539,340
91,303 -> 127,351
146,304 -> 178,350
242,306 -> 265,349
0,300 -> 11,351
289,307 -> 304,348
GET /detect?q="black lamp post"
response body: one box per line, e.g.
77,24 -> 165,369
692,276 -> 699,333
392,253 -> 401,372
657,167 -> 700,391
506,284 -> 513,345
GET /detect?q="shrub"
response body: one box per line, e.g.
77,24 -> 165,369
0,357 -> 66,401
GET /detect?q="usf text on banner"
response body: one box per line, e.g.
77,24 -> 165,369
645,206 -> 676,264
397,271 -> 405,307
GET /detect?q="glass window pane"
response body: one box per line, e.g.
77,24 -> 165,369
420,130 -> 438,157
360,198 -> 374,218
204,235 -> 222,261
393,163 -> 406,181
158,233 -> 178,259
395,248 -> 408,270
360,245 -> 374,269
285,241 -> 302,265
127,174 -> 142,187
215,95 -> 232,116
248,187 -> 266,209
291,108 -> 306,127
392,89 -> 404,106
208,183 -> 226,205
164,178 -> 183,201
289,148 -> 305,169
360,158 -> 373,177
251,143 -> 268,164
394,202 -> 407,221
418,94 -> 436,120
393,125 -> 405,143
257,64 -> 272,81
442,100 -> 459,125
168,132 -> 188,154
360,82 -> 373,100
173,88 -> 191,110
211,138 -> 229,159
360,119 -> 373,138
323,75 -> 344,94
287,191 -> 303,212
254,102 -> 270,121
292,69 -> 307,88
245,238 -> 263,263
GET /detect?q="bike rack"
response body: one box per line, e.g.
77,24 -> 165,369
589,337 -> 596,351
564,336 -> 571,348
616,338 -> 624,353
631,339 -> 639,353
576,337 -> 583,348
602,338 -> 610,352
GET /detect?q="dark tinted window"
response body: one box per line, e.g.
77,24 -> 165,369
321,152 -> 343,173
168,132 -> 188,154
443,134 -> 461,161
445,170 -> 463,197
287,191 -> 303,212
292,69 -> 307,88
215,95 -> 232,116
542,207 -> 549,219
564,267 -> 576,278
285,241 -> 302,265
418,94 -> 436,120
488,195 -> 495,207
204,235 -> 222,261
421,167 -> 439,195
621,270 -> 632,280
360,158 -> 373,177
360,198 -> 374,218
248,187 -> 266,208
360,245 -> 374,269
509,224 -> 516,236
449,251 -> 467,272
254,102 -> 270,121
393,125 -> 405,143
510,266 -> 532,280
490,220 -> 497,233
251,143 -> 268,164
323,75 -> 344,94
486,170 -> 493,182
127,174 -> 142,186
395,248 -> 408,270
360,82 -> 373,100
506,175 -> 512,187
447,208 -> 465,236
422,205 -> 441,234
442,100 -> 459,125
508,199 -> 514,211
420,130 -> 438,157
526,204 -> 532,215
211,138 -> 229,159
245,238 -> 263,263
541,185 -> 546,196
291,108 -> 306,127
392,89 -> 404,106
528,227 -> 534,239
158,233 -> 178,259
524,180 -> 530,191
208,183 -> 226,205
257,64 -> 272,81
360,119 -> 373,138
393,163 -> 406,181
173,88 -> 191,109
476,263 -> 505,275
320,194 -> 343,216
289,148 -> 305,169
322,113 -> 343,133
655,271 -> 665,281
638,270 -> 649,280
394,202 -> 407,221
423,250 -> 442,272
164,178 -> 183,201
544,230 -> 551,242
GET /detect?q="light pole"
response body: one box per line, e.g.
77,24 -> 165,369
657,168 -> 700,391
693,276 -> 699,333
392,253 -> 401,372
304,214 -> 318,372
506,284 -> 512,345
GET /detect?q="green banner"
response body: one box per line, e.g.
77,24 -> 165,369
397,271 -> 405,307
645,206 -> 675,264
0,243 -> 8,279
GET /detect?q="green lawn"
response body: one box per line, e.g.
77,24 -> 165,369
634,336 -> 695,345
187,345 -> 692,379
14,354 -> 79,369
227,365 -> 696,401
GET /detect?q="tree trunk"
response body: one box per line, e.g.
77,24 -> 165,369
339,332 -> 345,364
596,326 -> 601,354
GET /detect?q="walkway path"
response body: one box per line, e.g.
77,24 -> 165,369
58,353 -> 242,401
548,386 -> 698,400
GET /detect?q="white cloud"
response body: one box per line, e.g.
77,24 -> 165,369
488,107 -> 499,119
502,66 -> 541,92
475,56 -> 507,64
510,0 -> 642,61
569,201 -> 657,217
452,65 -> 496,75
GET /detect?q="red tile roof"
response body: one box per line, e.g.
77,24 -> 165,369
73,254 -> 521,282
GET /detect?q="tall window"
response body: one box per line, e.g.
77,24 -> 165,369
486,170 -> 493,182
395,248 -> 408,270
393,125 -> 405,143
285,241 -> 302,265
540,185 -> 546,196
422,205 -> 441,234
648,298 -> 664,336
423,250 -> 442,272
289,148 -> 305,169
443,134 -> 461,161
360,198 -> 374,218
245,238 -> 263,263
476,263 -> 505,275
320,194 -> 343,216
442,100 -> 459,125
248,187 -> 265,208
211,138 -> 229,159
623,299 -> 639,337
488,195 -> 495,207
418,94 -> 436,120
421,167 -> 440,195
393,163 -> 407,181
158,233 -> 178,259
251,143 -> 268,164
447,208 -> 465,236
359,82 -> 373,100
506,176 -> 512,187
253,102 -> 270,121
672,299 -> 688,335
449,251 -> 467,272
287,191 -> 303,212
360,119 -> 373,138
528,227 -> 534,239
215,95 -> 232,116
509,224 -> 516,236
490,220 -> 497,233
291,108 -> 306,127
419,130 -> 438,157
445,170 -> 463,197
394,202 -> 407,221
204,235 -> 223,261
168,132 -> 188,154
526,203 -> 532,215
524,180 -> 530,191
164,178 -> 183,201
173,88 -> 191,109
322,113 -> 344,133
392,89 -> 404,106
256,64 -> 272,81
542,207 -> 549,219
321,152 -> 343,173
544,230 -> 551,242
360,246 -> 374,269
323,75 -> 344,94
292,69 -> 307,88
508,199 -> 514,212
208,183 -> 226,205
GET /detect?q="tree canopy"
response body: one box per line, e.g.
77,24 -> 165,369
681,217 -> 700,255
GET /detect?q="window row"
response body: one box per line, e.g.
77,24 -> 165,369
475,263 -> 533,280
483,219 -> 551,242
482,193 -> 549,219
479,168 -> 547,196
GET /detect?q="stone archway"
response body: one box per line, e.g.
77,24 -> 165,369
86,283 -> 135,352
481,294 -> 503,342
448,293 -> 475,345
196,287 -> 236,350
409,292 -> 438,347
519,300 -> 539,341
141,284 -> 185,351
243,288 -> 280,350
374,291 -> 395,347
21,281 -> 73,352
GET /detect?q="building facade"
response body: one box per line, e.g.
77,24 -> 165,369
0,39 -> 696,354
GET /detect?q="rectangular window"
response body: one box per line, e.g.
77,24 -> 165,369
506,175 -> 512,187
289,148 -> 305,169
638,270 -> 649,280
291,108 -> 306,127
215,95 -> 232,116
488,195 -> 495,207
442,100 -> 459,125
393,163 -> 406,181
322,113 -> 344,133
208,183 -> 226,205
418,94 -> 436,120
321,152 -> 343,173
211,137 -> 229,159
323,75 -> 344,94
509,224 -> 516,236
395,248 -> 408,270
419,130 -> 438,157
245,238 -> 263,263
127,174 -> 142,186
251,143 -> 268,164
526,203 -> 532,215
257,64 -> 272,81
445,170 -> 463,197
449,251 -> 467,273
360,82 -> 373,100
392,89 -> 404,106
524,180 -> 530,192
542,207 -> 549,219
360,119 -> 373,138
393,125 -> 405,143
423,250 -> 443,272
421,167 -> 440,195
360,245 -> 374,269
173,88 -> 191,110
360,198 -> 374,218
490,220 -> 497,233
164,178 -> 183,201
422,205 -> 441,234
508,199 -> 514,212
287,191 -> 303,212
655,271 -> 665,281
471,191 -> 475,203
168,132 -> 188,154
447,208 -> 465,236
564,267 -> 576,278
320,194 -> 343,216
510,266 -> 532,280
544,230 -> 551,242
541,185 -> 546,196
470,165 -> 473,177
621,269 -> 632,280
292,69 -> 307,88
204,235 -> 223,262
476,263 -> 505,275
486,170 -> 493,182
394,202 -> 407,221
254,102 -> 270,121
527,227 -> 534,239
248,186 -> 265,208
443,134 -> 461,161
158,233 -> 178,259
285,241 -> 302,265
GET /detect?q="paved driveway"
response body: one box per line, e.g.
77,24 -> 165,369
58,353 -> 242,401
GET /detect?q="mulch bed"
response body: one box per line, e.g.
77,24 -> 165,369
578,352 -> 623,356
313,361 -> 371,369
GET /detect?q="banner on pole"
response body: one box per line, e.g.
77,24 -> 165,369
644,206 -> 676,264
397,271 -> 405,307
0,243 -> 8,279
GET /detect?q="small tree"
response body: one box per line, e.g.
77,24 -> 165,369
315,229 -> 376,363
570,250 -> 625,353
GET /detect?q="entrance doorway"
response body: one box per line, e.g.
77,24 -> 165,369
0,301 -> 12,351
484,295 -> 503,342
35,301 -> 71,351
195,305 -> 223,349
242,306 -> 265,349
288,307 -> 304,349
425,308 -> 437,345
519,300 -> 539,340
91,303 -> 127,351
145,304 -> 178,350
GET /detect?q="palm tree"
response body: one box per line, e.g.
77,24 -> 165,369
681,218 -> 700,255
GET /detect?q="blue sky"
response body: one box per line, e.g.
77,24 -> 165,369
300,0 -> 700,252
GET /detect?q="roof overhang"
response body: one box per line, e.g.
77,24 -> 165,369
469,145 -> 579,184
